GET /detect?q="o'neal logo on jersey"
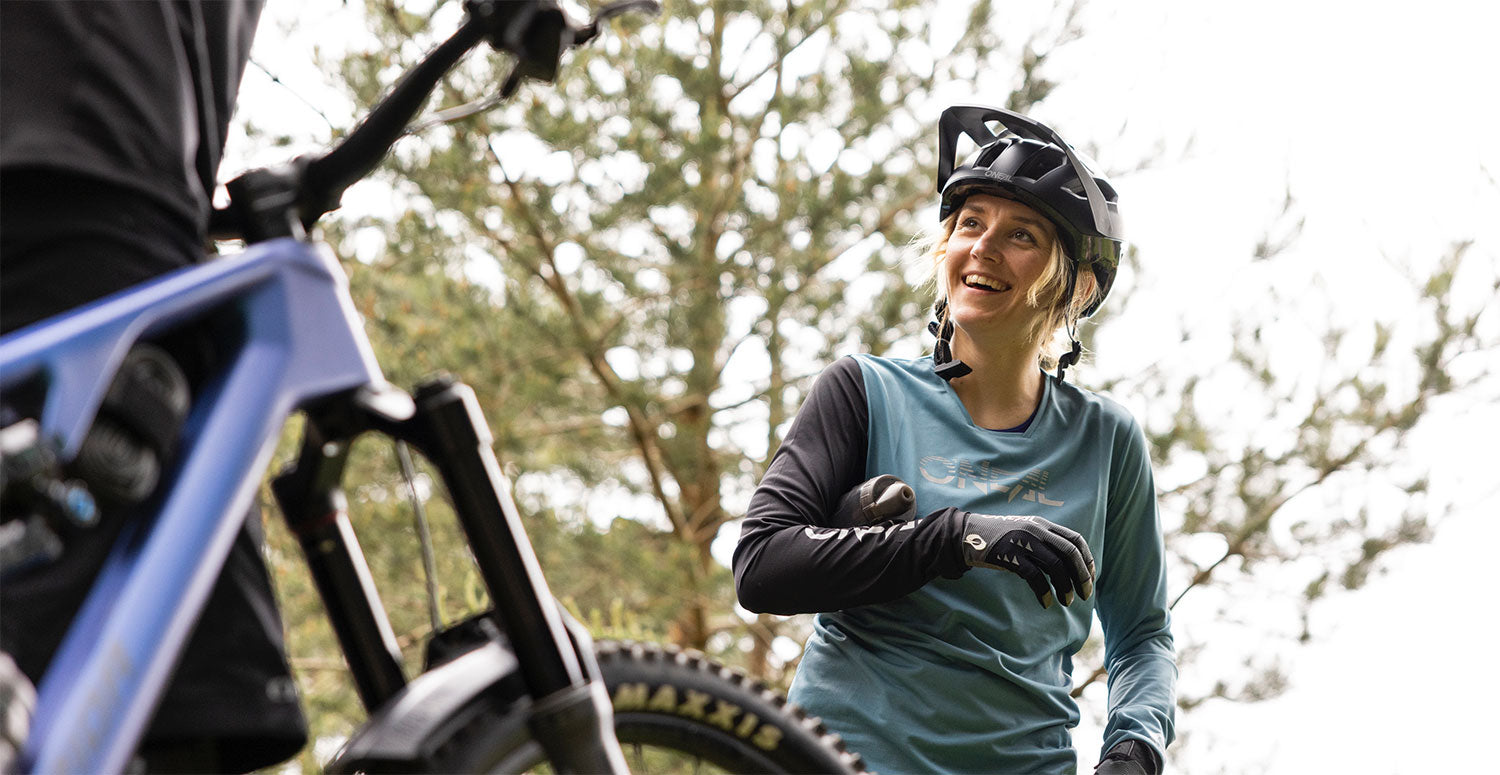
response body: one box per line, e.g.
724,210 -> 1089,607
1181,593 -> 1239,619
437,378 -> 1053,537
918,455 -> 1064,506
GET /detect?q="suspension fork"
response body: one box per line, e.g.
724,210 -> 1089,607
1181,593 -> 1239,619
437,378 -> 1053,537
399,376 -> 625,774
270,397 -> 406,711
273,377 -> 625,773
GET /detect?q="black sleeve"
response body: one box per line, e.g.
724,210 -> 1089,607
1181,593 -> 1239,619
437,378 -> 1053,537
733,357 -> 969,615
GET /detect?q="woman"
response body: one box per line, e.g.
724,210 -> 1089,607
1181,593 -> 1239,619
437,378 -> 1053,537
734,105 -> 1176,774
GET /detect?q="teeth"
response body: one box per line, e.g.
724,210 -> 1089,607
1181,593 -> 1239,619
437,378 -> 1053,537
963,274 -> 1007,291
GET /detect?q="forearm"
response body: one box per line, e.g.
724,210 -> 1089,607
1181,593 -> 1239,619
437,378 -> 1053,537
736,356 -> 976,614
1101,631 -> 1176,766
1097,416 -> 1177,765
733,506 -> 968,614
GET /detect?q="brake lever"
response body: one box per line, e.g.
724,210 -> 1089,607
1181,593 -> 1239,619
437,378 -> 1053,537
477,0 -> 660,97
467,0 -> 563,91
572,0 -> 662,46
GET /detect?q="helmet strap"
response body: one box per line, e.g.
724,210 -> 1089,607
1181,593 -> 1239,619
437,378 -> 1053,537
1055,261 -> 1082,382
929,300 -> 973,381
1056,334 -> 1082,382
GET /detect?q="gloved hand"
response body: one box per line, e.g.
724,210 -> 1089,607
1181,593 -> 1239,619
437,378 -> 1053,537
960,512 -> 1095,609
1094,759 -> 1148,775
1094,739 -> 1160,775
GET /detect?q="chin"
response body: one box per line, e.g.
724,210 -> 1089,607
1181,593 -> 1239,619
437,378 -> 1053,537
950,302 -> 1013,327
950,306 -> 1037,342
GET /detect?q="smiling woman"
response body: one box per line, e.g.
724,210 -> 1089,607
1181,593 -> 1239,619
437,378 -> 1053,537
733,105 -> 1177,775
930,193 -> 1099,380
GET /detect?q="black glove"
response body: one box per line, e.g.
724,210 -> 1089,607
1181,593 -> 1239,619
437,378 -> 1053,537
834,474 -> 917,526
1094,740 -> 1160,775
960,512 -> 1095,609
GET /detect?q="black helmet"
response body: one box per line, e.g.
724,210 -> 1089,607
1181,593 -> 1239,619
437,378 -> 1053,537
936,104 -> 1123,318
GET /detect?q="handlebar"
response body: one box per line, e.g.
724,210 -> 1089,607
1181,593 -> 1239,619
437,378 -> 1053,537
213,0 -> 657,243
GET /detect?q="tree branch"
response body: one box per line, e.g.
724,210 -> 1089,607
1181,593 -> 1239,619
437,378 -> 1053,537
805,188 -> 928,281
723,0 -> 850,106
483,136 -> 689,533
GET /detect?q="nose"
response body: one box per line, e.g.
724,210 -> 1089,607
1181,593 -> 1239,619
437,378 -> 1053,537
971,223 -> 1005,263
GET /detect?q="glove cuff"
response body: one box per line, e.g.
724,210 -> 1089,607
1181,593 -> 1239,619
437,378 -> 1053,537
1099,739 -> 1161,775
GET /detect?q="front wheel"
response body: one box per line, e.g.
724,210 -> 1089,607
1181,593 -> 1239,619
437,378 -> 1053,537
484,640 -> 867,774
596,640 -> 866,774
379,635 -> 869,774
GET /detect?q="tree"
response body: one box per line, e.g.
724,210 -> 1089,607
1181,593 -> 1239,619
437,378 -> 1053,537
312,0 -> 1088,667
242,0 -> 1499,769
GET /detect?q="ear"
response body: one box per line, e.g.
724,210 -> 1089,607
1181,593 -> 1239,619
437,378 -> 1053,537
1071,266 -> 1100,318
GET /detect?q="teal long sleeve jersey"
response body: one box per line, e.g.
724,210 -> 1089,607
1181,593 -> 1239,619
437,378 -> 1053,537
734,355 -> 1177,774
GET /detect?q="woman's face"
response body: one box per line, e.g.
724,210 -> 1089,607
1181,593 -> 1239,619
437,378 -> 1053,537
942,193 -> 1059,343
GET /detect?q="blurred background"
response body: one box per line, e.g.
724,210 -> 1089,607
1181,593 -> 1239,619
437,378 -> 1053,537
227,1 -> 1499,772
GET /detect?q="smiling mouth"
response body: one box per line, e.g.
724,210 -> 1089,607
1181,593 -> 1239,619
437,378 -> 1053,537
962,274 -> 1011,292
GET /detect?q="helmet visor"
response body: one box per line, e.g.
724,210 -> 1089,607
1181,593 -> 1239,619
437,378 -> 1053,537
937,104 -> 1122,241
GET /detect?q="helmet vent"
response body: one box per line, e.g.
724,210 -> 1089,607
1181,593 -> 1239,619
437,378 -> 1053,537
1013,144 -> 1067,182
973,143 -> 1005,169
953,135 -> 984,169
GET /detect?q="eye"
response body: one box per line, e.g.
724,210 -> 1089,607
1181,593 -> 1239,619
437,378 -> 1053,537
960,216 -> 983,230
1012,228 -> 1036,244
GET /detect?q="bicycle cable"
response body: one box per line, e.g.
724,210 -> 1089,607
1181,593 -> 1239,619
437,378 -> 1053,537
395,440 -> 444,631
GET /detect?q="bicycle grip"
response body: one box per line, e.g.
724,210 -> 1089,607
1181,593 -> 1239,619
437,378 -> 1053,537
834,474 -> 916,526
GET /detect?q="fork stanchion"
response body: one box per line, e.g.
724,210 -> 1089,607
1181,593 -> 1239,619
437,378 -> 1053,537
404,375 -> 627,774
270,418 -> 407,711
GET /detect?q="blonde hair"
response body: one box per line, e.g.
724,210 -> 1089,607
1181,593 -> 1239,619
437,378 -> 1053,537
912,209 -> 1102,371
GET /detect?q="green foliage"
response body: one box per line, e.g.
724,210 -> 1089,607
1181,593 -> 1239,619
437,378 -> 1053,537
301,0 -> 1079,673
259,0 -> 1095,759
246,0 -> 1499,769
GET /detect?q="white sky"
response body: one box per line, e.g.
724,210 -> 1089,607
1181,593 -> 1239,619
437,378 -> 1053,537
237,1 -> 1500,772
1042,1 -> 1500,771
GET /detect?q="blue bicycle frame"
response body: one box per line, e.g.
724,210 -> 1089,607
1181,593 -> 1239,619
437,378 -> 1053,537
2,4 -> 654,771
1,238 -> 383,773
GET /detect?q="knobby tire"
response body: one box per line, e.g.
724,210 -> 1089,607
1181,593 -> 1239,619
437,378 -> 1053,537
422,640 -> 868,774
